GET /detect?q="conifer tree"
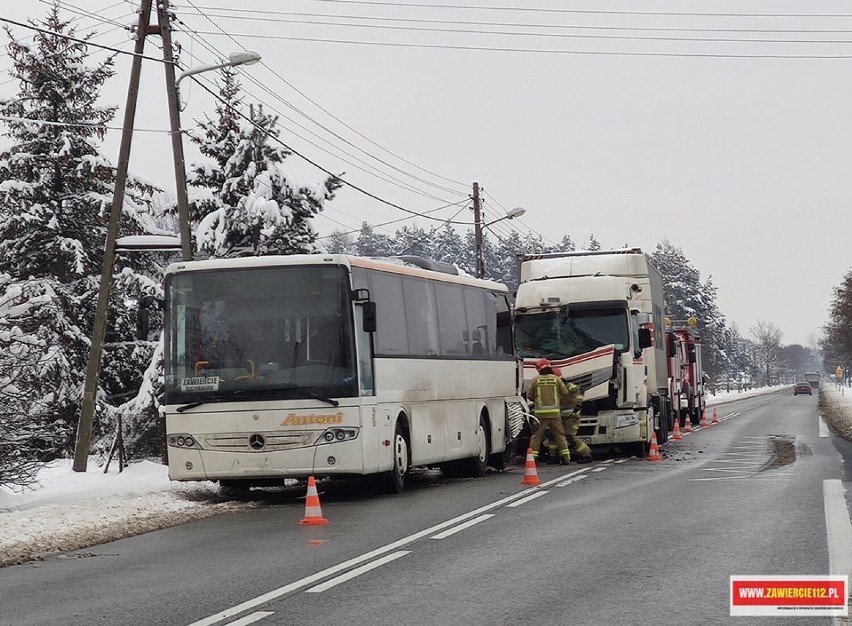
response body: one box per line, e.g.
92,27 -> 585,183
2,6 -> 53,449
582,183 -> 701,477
324,229 -> 355,254
431,224 -> 465,269
0,6 -> 159,463
821,269 -> 852,368
354,222 -> 393,256
652,239 -> 728,381
392,225 -> 433,258
189,72 -> 340,258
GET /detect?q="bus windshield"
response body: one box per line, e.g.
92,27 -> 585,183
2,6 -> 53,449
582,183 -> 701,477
514,307 -> 629,359
164,265 -> 358,404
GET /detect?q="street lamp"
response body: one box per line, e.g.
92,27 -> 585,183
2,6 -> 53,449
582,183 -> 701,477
166,51 -> 262,261
474,200 -> 526,279
175,52 -> 262,111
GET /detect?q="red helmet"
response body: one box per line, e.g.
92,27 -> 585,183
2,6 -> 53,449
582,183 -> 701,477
552,367 -> 563,378
535,358 -> 552,372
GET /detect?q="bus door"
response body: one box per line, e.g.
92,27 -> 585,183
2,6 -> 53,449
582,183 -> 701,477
354,303 -> 381,473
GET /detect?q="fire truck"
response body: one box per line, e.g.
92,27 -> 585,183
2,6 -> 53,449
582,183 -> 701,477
665,317 -> 705,427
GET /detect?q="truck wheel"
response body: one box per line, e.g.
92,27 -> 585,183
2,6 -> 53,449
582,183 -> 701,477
654,408 -> 668,445
626,438 -> 649,458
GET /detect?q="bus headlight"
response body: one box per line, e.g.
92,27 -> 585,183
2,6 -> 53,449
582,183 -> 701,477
168,433 -> 203,449
615,414 -> 639,429
315,428 -> 359,445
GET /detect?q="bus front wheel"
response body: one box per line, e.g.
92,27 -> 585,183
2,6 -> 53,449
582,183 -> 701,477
463,415 -> 490,477
381,424 -> 409,494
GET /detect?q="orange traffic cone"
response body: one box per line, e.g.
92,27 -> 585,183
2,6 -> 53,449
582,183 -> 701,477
700,409 -> 709,428
671,418 -> 683,440
299,476 -> 328,525
683,417 -> 693,433
521,448 -> 542,486
647,432 -> 662,462
711,408 -> 720,425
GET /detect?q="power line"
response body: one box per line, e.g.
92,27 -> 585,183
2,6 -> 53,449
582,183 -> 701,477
316,198 -> 470,238
189,75 -> 478,225
0,113 -> 169,133
176,1 -> 469,194
177,7 -> 852,34
173,29 -> 462,204
183,31 -> 852,58
178,15 -> 852,45
295,0 -> 852,19
0,16 -> 170,64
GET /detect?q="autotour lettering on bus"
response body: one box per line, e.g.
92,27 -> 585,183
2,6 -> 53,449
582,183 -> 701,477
281,412 -> 344,426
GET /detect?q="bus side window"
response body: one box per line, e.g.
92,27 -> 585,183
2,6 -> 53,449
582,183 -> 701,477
355,305 -> 375,396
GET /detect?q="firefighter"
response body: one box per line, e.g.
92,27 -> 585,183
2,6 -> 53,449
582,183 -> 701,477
553,367 -> 593,463
528,358 -> 572,465
543,368 -> 593,463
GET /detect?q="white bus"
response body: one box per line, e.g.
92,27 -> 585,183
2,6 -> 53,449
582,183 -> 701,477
160,254 -> 525,493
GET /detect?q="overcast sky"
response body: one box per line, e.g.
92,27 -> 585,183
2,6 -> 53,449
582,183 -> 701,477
3,0 -> 852,347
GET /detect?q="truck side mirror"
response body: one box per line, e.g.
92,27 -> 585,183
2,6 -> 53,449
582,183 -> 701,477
362,301 -> 377,333
638,328 -> 653,350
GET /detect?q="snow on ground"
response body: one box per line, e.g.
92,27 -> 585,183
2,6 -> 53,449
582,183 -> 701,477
0,459 -> 251,568
0,384 -> 798,568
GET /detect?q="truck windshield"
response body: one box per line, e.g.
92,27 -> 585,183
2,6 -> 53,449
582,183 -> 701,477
164,265 -> 358,404
514,307 -> 629,359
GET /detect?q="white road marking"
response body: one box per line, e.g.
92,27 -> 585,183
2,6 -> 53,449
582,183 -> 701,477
225,612 -> 274,625
305,551 -> 410,593
614,459 -> 628,463
825,480 -> 852,626
506,490 -> 550,507
824,480 -> 852,578
429,514 -> 494,539
189,471 -> 583,626
819,417 -> 831,438
590,467 -> 608,473
556,475 -> 589,488
600,459 -> 615,464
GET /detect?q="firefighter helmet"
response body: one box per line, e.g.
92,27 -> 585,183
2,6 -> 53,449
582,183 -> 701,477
535,357 -> 552,372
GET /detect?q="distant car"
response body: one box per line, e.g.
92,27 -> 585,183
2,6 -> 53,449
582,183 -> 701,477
793,382 -> 812,396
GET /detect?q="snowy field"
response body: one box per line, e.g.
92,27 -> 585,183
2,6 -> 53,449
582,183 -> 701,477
0,384 -> 794,567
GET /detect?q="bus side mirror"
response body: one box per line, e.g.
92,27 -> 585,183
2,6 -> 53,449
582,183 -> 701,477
362,301 -> 377,333
136,295 -> 161,340
638,328 -> 653,350
136,308 -> 149,340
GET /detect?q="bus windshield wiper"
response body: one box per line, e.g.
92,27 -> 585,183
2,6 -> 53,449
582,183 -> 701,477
276,385 -> 339,407
176,386 -> 339,412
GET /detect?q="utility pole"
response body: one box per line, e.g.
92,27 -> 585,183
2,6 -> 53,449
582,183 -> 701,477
73,0 -> 153,472
473,181 -> 483,279
158,0 -> 193,262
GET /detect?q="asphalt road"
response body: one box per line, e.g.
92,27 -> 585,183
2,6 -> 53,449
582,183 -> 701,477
2,389 -> 850,626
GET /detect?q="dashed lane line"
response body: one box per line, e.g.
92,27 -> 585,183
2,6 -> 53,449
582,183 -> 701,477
305,551 -> 411,593
225,612 -> 273,625
506,491 -> 550,508
429,514 -> 494,540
